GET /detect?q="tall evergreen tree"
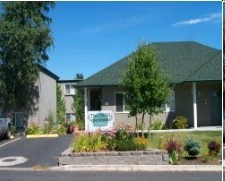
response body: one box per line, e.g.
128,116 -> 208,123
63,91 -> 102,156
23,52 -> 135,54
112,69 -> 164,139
0,2 -> 54,109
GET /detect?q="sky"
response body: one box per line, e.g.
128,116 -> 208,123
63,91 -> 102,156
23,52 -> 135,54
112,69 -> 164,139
46,1 -> 222,80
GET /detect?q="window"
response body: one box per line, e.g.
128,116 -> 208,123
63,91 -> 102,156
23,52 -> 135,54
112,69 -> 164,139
164,90 -> 175,112
65,84 -> 76,95
115,92 -> 127,112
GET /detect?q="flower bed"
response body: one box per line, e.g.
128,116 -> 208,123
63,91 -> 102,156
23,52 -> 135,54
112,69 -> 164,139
58,129 -> 169,166
71,129 -> 148,152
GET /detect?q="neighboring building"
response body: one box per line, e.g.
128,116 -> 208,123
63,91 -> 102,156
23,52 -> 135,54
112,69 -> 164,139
76,41 -> 222,131
7,66 -> 59,129
57,79 -> 83,122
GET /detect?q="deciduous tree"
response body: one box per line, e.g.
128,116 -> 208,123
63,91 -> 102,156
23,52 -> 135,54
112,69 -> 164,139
121,42 -> 171,136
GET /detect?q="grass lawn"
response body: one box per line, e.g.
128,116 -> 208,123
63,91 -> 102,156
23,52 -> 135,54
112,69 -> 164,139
148,131 -> 222,157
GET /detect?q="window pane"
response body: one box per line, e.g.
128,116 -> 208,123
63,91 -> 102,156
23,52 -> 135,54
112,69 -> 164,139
116,93 -> 124,112
65,85 -> 70,94
70,85 -> 75,94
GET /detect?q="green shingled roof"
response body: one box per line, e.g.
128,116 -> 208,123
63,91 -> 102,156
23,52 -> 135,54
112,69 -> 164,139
77,41 -> 221,87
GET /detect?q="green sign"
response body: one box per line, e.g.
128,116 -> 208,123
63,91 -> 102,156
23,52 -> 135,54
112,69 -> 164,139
93,113 -> 109,127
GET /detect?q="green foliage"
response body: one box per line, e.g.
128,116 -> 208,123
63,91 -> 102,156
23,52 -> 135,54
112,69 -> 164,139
71,129 -> 148,152
173,116 -> 188,129
184,139 -> 201,157
73,89 -> 85,128
134,137 -> 148,150
114,129 -> 135,151
164,136 -> 182,164
120,42 -> 171,136
169,150 -> 180,165
0,2 -> 55,107
101,130 -> 117,151
207,140 -> 221,157
149,120 -> 165,130
56,85 -> 66,124
71,133 -> 107,152
25,124 -> 42,135
57,125 -> 67,135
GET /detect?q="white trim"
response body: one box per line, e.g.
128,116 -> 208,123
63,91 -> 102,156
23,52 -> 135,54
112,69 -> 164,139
192,82 -> 198,129
84,88 -> 88,131
64,84 -> 76,95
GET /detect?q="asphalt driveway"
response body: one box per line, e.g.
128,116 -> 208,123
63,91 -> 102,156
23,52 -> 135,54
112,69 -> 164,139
0,134 -> 73,168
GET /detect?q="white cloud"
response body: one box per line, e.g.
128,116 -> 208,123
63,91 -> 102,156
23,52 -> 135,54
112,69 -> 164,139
173,12 -> 221,26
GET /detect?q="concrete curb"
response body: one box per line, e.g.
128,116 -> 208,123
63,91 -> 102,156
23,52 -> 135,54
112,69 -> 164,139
0,165 -> 222,172
50,165 -> 222,172
26,134 -> 58,138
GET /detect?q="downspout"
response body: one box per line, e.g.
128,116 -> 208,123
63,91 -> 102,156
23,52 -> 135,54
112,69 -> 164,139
84,88 -> 88,131
192,82 -> 198,129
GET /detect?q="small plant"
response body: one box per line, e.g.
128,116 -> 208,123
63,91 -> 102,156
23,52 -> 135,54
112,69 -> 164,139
207,140 -> 221,157
184,139 -> 201,157
57,125 -> 67,135
164,135 -> 182,165
134,137 -> 148,150
169,150 -> 180,165
25,123 -> 42,135
71,133 -> 107,152
149,120 -> 165,130
101,130 -> 117,151
173,116 -> 188,129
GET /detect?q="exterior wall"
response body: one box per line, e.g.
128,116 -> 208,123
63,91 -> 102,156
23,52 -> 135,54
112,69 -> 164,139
27,71 -> 57,128
175,83 -> 222,127
87,82 -> 222,129
99,87 -> 175,129
58,83 -> 74,114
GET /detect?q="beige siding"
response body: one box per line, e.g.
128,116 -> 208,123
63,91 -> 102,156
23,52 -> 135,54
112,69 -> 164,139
58,83 -> 75,114
175,83 -> 222,127
101,87 -> 175,129
175,84 -> 194,127
27,71 -> 57,128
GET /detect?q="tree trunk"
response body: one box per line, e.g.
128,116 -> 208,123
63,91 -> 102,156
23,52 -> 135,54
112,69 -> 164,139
141,112 -> 145,138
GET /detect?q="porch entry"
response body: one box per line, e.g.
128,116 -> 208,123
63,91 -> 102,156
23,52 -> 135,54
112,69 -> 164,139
210,90 -> 222,126
90,89 -> 102,111
197,89 -> 222,127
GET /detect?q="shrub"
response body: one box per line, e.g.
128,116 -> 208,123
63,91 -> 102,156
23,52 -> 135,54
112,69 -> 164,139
164,136 -> 182,165
184,139 -> 201,157
71,133 -> 107,152
207,140 -> 221,157
134,137 -> 148,150
25,124 -> 42,135
149,120 -> 165,130
101,130 -> 117,151
173,116 -> 188,129
116,140 -> 136,151
114,129 -> 136,151
57,125 -> 67,135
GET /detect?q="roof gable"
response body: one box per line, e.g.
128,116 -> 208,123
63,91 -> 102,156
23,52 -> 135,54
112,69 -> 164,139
77,41 -> 221,87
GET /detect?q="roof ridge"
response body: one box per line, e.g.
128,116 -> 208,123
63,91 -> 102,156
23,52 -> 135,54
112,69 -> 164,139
183,50 -> 221,82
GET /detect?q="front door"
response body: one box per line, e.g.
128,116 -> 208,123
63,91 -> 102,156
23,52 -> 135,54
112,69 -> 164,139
90,89 -> 102,111
210,90 -> 222,126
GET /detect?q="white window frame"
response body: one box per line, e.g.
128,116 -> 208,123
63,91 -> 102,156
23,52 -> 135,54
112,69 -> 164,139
65,84 -> 76,95
114,92 -> 129,113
